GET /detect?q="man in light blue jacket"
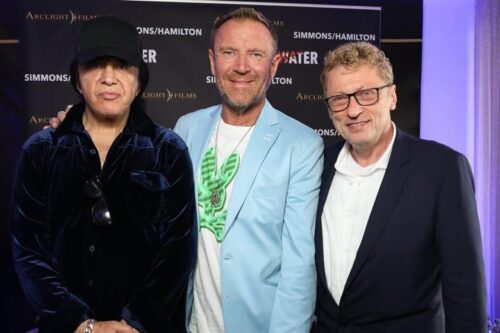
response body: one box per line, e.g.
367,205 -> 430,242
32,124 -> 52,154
175,7 -> 323,333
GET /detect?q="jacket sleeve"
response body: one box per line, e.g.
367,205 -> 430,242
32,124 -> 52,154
268,134 -> 324,333
11,143 -> 90,332
121,142 -> 197,332
173,114 -> 191,146
437,153 -> 487,332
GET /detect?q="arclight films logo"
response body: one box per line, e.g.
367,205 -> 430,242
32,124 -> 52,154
143,89 -> 197,103
25,10 -> 98,24
29,115 -> 51,125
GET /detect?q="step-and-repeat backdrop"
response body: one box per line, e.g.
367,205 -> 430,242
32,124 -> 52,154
23,0 -> 387,146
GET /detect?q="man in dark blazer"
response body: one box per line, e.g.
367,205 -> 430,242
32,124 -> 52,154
313,42 -> 487,332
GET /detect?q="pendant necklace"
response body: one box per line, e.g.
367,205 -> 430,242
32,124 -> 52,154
210,117 -> 254,207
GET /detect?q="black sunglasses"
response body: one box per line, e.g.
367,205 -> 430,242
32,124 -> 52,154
84,176 -> 113,226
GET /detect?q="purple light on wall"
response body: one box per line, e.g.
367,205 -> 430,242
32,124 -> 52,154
421,0 -> 496,320
421,0 -> 475,162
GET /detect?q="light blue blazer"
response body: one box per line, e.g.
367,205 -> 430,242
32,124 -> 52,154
174,100 -> 323,333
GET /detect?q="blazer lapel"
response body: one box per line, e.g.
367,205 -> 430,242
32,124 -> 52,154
190,107 -> 221,184
223,102 -> 280,236
315,143 -> 344,293
343,129 -> 411,293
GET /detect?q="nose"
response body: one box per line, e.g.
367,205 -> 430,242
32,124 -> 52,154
346,95 -> 363,118
234,53 -> 249,73
100,65 -> 117,85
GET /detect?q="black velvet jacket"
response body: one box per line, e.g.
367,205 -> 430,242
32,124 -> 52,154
11,103 -> 197,332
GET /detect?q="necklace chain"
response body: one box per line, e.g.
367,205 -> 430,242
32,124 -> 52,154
210,117 -> 253,207
213,117 -> 254,178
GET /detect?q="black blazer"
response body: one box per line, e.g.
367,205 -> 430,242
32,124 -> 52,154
313,129 -> 486,333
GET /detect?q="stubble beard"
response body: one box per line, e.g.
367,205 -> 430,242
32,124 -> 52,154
216,80 -> 269,116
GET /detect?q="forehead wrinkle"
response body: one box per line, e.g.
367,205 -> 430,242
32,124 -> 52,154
327,65 -> 385,95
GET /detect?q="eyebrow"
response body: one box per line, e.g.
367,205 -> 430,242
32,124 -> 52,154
332,85 -> 376,95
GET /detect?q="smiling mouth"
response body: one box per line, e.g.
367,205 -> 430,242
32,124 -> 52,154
348,121 -> 368,128
230,79 -> 253,84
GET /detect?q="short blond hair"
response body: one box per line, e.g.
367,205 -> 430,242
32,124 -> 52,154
320,42 -> 394,90
211,7 -> 278,54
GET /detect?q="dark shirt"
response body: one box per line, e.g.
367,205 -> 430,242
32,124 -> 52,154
11,103 -> 197,333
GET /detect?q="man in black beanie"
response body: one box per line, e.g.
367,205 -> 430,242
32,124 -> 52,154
11,16 -> 197,333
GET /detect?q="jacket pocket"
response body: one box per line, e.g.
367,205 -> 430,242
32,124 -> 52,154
127,170 -> 170,223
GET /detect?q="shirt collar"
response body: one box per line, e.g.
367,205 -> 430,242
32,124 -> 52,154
335,122 -> 397,177
54,101 -> 156,138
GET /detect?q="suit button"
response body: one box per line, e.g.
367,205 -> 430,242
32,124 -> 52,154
340,319 -> 347,326
87,279 -> 94,287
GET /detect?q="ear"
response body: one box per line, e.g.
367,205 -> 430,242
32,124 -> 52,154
325,91 -> 335,122
328,108 -> 335,122
208,49 -> 216,76
270,53 -> 280,78
76,81 -> 83,95
390,84 -> 397,110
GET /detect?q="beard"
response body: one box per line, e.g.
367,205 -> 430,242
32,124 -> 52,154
215,79 -> 269,116
219,91 -> 260,115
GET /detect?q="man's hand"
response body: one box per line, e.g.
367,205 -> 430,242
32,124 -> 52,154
75,319 -> 139,333
44,104 -> 72,129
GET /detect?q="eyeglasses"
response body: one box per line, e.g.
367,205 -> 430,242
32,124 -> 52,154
324,83 -> 393,113
84,176 -> 113,226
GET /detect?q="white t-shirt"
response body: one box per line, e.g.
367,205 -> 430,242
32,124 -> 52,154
189,118 -> 254,333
